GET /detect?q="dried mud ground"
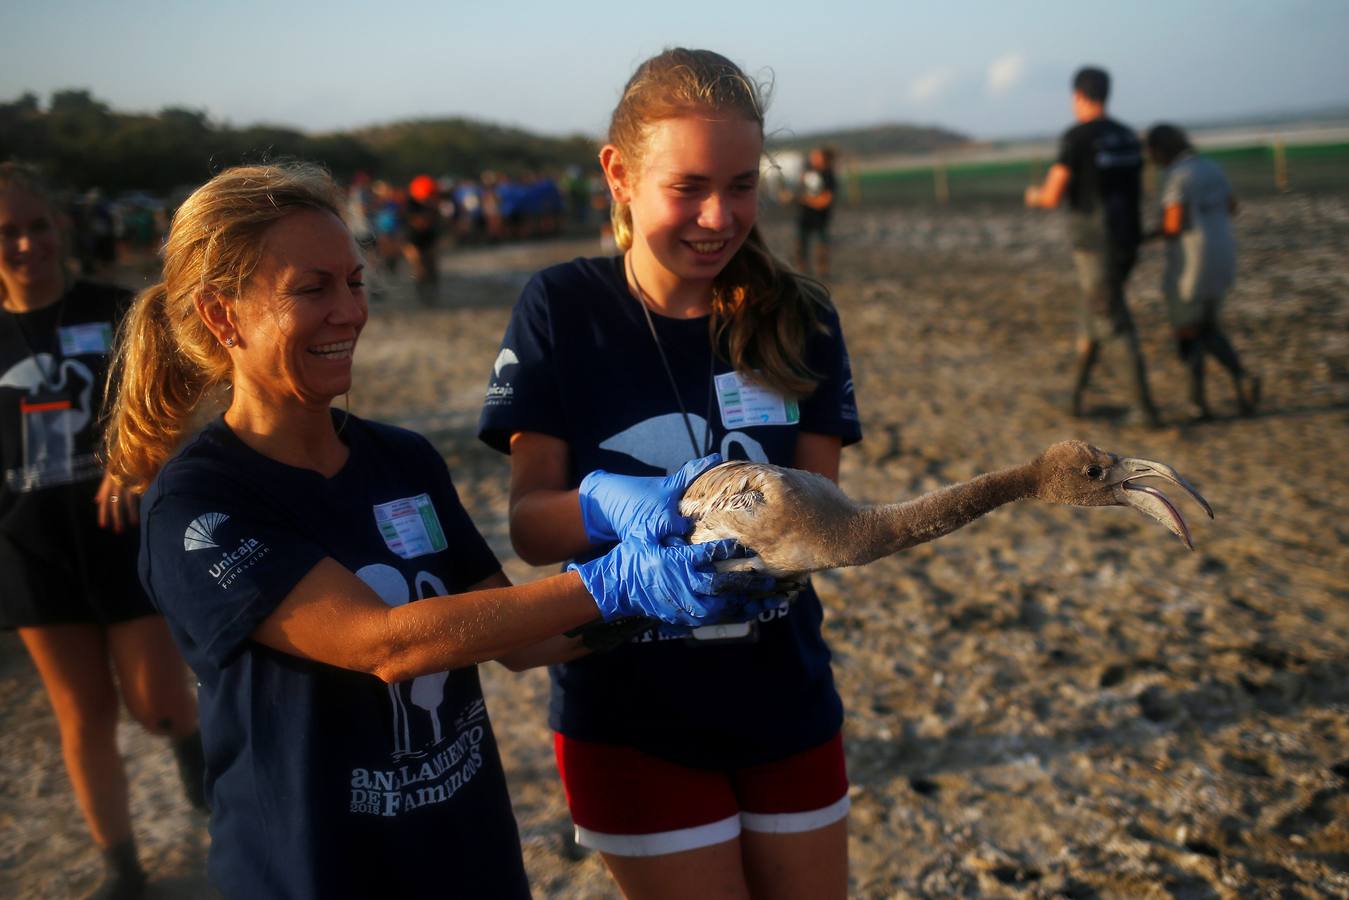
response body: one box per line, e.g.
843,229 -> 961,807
2,195 -> 1347,898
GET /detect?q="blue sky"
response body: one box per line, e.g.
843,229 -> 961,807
4,0 -> 1347,139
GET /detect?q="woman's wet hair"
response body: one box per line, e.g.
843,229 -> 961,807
607,47 -> 830,398
105,162 -> 342,490
1145,123 -> 1194,167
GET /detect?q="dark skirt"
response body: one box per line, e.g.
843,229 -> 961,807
0,483 -> 154,629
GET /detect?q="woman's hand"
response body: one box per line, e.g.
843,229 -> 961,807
577,454 -> 723,545
571,534 -> 780,626
94,472 -> 139,533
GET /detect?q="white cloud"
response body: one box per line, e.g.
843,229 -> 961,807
986,53 -> 1027,97
909,67 -> 957,103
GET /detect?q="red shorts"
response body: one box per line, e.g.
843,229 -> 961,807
554,732 -> 849,857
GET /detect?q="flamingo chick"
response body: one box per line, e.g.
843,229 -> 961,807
679,440 -> 1213,580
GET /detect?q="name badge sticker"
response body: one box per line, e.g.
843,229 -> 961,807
373,493 -> 448,560
715,371 -> 800,429
58,322 -> 113,356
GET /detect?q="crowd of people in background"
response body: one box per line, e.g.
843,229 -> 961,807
48,144 -> 838,311
352,171 -> 578,250
343,169 -> 608,304
55,167 -> 611,287
51,147 -> 846,302
57,190 -> 168,278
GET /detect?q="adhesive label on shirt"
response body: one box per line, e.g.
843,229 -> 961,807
689,622 -> 757,642
16,387 -> 77,488
715,371 -> 799,429
373,493 -> 448,560
58,322 -> 112,356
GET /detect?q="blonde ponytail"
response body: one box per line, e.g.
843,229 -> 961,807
103,162 -> 342,490
104,283 -> 225,490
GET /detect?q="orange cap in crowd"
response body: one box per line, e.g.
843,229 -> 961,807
409,175 -> 437,201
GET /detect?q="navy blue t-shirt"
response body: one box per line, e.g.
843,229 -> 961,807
1056,116 -> 1144,250
140,413 -> 529,899
1,282 -> 130,551
478,256 -> 861,769
0,281 -> 151,627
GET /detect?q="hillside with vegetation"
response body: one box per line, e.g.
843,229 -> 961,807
768,122 -> 969,158
2,89 -> 978,196
0,90 -> 599,193
352,118 -> 597,183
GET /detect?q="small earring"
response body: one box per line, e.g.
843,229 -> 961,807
223,338 -> 236,347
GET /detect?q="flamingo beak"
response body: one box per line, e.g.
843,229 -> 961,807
1108,457 -> 1214,550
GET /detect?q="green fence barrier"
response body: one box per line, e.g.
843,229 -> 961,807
848,142 -> 1349,208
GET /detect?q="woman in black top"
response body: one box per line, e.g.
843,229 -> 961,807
0,163 -> 204,899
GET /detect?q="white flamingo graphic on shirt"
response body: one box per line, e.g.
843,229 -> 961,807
0,354 -> 95,485
355,564 -> 452,757
598,413 -> 768,474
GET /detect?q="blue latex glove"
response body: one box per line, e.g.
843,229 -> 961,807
577,454 -> 723,545
571,536 -> 778,626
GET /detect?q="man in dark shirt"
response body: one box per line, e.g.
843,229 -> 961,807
1026,66 -> 1161,427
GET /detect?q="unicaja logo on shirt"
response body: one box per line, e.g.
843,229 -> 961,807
484,347 -> 517,406
493,348 -> 519,378
184,512 -> 230,551
184,511 -> 272,589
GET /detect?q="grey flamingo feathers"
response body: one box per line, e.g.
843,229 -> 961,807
679,440 -> 1214,581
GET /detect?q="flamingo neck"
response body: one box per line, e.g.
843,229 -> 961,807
851,464 -> 1037,562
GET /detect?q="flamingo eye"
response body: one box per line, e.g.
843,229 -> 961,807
1086,465 -> 1103,479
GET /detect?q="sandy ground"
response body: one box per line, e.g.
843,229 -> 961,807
2,195 -> 1346,898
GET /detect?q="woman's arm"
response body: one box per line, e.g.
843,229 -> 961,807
470,570 -> 589,671
507,431 -> 592,565
252,559 -> 599,683
1162,203 -> 1185,237
251,527 -> 753,679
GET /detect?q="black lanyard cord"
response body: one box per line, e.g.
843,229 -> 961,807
4,294 -> 67,390
626,254 -> 715,459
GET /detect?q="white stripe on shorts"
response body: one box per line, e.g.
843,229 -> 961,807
575,813 -> 741,857
574,794 -> 852,857
740,793 -> 851,834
